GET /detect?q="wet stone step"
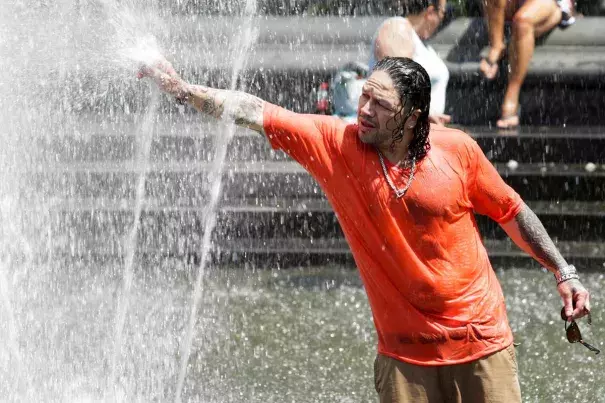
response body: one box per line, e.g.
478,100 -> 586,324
219,238 -> 605,260
47,234 -> 605,261
38,160 -> 605,176
36,132 -> 291,164
476,215 -> 604,242
474,134 -> 605,164
31,163 -> 605,201
46,210 -> 341,240
49,198 -> 605,216
46,206 -> 604,242
38,125 -> 605,164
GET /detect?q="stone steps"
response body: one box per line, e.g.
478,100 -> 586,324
31,160 -> 605,203
37,124 -> 605,164
45,199 -> 605,243
30,121 -> 605,263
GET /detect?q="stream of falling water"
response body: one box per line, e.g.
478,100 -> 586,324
174,0 -> 259,401
107,89 -> 160,400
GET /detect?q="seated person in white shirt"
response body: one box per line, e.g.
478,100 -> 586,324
369,0 -> 451,125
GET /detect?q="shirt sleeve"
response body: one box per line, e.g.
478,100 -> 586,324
263,102 -> 343,180
467,139 -> 523,223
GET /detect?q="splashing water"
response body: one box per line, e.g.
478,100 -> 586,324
0,184 -> 37,398
0,261 -> 26,393
107,88 -> 160,399
77,1 -> 170,398
174,0 -> 259,400
101,0 -> 165,68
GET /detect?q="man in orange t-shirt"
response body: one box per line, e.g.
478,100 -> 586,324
139,56 -> 591,402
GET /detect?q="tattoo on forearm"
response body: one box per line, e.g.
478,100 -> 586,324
188,86 -> 225,117
186,85 -> 264,132
515,205 -> 567,270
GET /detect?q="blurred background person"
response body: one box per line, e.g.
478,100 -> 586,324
329,0 -> 453,125
480,0 -> 576,128
370,0 -> 452,125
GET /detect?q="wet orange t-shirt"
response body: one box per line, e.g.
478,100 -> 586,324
263,103 -> 523,366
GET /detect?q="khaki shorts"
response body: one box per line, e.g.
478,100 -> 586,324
374,344 -> 521,403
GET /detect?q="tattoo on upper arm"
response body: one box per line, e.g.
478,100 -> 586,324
188,86 -> 264,132
515,205 -> 567,269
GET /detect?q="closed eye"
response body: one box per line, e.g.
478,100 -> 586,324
378,102 -> 393,111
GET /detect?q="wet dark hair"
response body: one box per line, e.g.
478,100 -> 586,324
401,0 -> 441,16
373,56 -> 431,161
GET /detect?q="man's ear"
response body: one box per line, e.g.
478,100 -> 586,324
425,4 -> 436,17
405,109 -> 422,130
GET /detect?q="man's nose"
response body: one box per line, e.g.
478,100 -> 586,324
359,99 -> 374,116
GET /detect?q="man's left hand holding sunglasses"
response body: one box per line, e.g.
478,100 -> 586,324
555,265 -> 591,321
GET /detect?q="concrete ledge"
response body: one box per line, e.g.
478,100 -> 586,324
166,16 -> 605,47
432,17 -> 605,47
171,43 -> 605,76
30,163 -> 605,202
36,130 -> 605,164
164,16 -> 605,76
36,160 -> 605,176
46,234 -> 605,260
49,198 -> 605,217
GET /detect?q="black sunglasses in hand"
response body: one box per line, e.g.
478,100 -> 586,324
561,308 -> 600,355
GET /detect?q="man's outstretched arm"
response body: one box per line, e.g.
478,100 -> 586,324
500,203 -> 590,320
184,85 -> 265,132
138,59 -> 265,133
138,56 -> 338,181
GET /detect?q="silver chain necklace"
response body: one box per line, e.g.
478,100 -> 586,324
377,150 -> 417,198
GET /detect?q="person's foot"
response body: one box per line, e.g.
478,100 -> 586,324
496,114 -> 519,129
479,46 -> 506,80
496,103 -> 520,128
479,57 -> 499,80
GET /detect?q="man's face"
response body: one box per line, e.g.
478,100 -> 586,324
357,70 -> 404,146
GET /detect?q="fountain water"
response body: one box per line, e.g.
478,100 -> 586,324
0,0 -> 259,400
107,88 -> 160,400
89,4 -> 169,399
174,0 -> 258,400
2,1 -> 604,402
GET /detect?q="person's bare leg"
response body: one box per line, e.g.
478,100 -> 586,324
498,0 -> 562,128
480,0 -> 508,79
